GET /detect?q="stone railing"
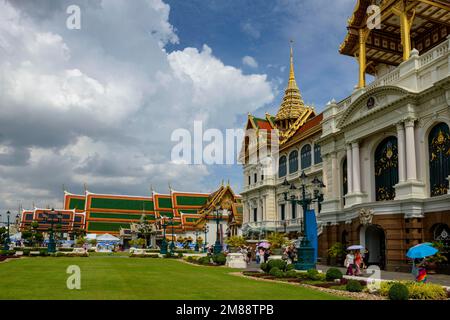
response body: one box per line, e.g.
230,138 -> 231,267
336,37 -> 450,111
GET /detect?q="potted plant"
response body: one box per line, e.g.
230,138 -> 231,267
327,242 -> 345,266
267,232 -> 288,255
225,236 -> 246,253
427,241 -> 448,274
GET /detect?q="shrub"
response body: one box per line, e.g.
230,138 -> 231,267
187,256 -> 194,262
346,280 -> 363,292
198,256 -> 211,265
177,252 -> 183,259
380,281 -> 447,300
306,269 -> 321,281
269,267 -> 284,278
296,272 -> 310,280
388,283 -> 409,300
260,262 -> 269,273
285,270 -> 298,278
39,249 -> 48,256
407,282 -> 447,300
326,268 -> 343,281
225,236 -> 246,248
267,259 -> 287,272
286,264 -> 295,271
212,253 -> 226,265
267,232 -> 288,249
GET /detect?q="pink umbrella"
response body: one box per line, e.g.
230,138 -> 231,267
258,242 -> 270,249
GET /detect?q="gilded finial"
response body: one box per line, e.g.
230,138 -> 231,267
83,182 -> 88,193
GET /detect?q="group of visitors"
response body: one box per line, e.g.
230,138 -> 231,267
283,244 -> 296,264
344,249 -> 369,276
255,247 -> 271,264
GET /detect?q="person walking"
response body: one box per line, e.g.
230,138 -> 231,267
344,251 -> 355,275
414,258 -> 428,283
263,248 -> 270,263
354,250 -> 362,275
362,248 -> 369,269
255,247 -> 261,264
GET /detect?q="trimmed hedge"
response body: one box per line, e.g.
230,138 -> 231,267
388,283 -> 409,300
269,267 -> 284,278
212,253 -> 226,265
326,268 -> 343,281
346,280 -> 363,292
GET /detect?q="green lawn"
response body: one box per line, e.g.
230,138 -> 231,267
0,257 -> 345,300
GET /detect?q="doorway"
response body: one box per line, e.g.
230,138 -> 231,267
361,225 -> 386,269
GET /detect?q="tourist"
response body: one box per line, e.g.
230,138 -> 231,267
354,250 -> 362,275
255,247 -> 261,264
263,248 -> 270,263
362,248 -> 369,269
246,246 -> 252,263
344,250 -> 355,275
414,258 -> 428,283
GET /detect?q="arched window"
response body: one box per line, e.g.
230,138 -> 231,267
300,144 -> 312,169
314,144 -> 322,164
375,137 -> 399,201
428,122 -> 450,197
279,156 -> 287,178
343,157 -> 348,205
289,150 -> 298,173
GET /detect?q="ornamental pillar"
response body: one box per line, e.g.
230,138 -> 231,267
358,28 -> 370,88
393,2 -> 415,61
331,152 -> 338,198
351,141 -> 361,193
346,144 -> 353,194
405,119 -> 417,181
396,122 -> 406,183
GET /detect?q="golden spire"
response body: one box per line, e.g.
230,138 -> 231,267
275,40 -> 307,127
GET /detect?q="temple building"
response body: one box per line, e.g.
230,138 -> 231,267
19,183 -> 242,247
240,44 -> 324,238
318,0 -> 450,271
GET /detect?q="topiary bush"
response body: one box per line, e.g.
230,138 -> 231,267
286,264 -> 295,271
198,256 -> 211,265
212,253 -> 226,265
388,283 -> 409,300
346,280 -> 363,292
269,267 -> 284,278
285,270 -> 298,278
260,262 -> 268,273
326,268 -> 343,281
306,269 -> 321,281
177,252 -> 183,259
267,259 -> 287,272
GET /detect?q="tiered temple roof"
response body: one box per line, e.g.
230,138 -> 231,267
21,184 -> 242,236
243,44 -> 321,154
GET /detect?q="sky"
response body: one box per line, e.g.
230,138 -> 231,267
0,0 -> 358,212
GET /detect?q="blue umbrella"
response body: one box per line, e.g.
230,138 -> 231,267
406,243 -> 438,259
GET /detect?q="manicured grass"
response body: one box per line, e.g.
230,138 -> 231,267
0,257 -> 346,300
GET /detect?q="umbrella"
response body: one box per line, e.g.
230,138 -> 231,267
347,245 -> 364,250
406,243 -> 438,259
258,242 -> 270,249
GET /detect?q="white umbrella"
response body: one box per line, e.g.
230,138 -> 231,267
347,245 -> 364,250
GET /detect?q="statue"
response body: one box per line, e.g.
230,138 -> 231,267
359,208 -> 374,226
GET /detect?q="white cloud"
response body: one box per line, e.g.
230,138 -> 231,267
0,0 -> 274,210
242,55 -> 258,68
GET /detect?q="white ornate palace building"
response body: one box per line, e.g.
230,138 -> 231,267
242,0 -> 450,271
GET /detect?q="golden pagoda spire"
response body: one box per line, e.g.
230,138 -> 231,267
275,40 -> 307,129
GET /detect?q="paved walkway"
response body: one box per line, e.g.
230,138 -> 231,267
245,262 -> 450,287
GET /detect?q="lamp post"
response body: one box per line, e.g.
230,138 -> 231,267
1,211 -> 11,250
213,206 -> 222,254
169,217 -> 175,253
160,217 -> 168,254
194,230 -> 199,252
282,171 -> 325,270
42,208 -> 62,253
203,225 -> 209,252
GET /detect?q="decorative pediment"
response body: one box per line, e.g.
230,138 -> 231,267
337,86 -> 413,129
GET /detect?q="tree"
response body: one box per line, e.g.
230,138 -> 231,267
267,232 -> 288,249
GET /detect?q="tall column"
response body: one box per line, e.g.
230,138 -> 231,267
393,2 -> 415,61
331,152 -> 338,198
405,118 -> 417,181
346,144 -> 353,194
358,28 -> 369,88
396,122 -> 406,183
351,141 -> 361,193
